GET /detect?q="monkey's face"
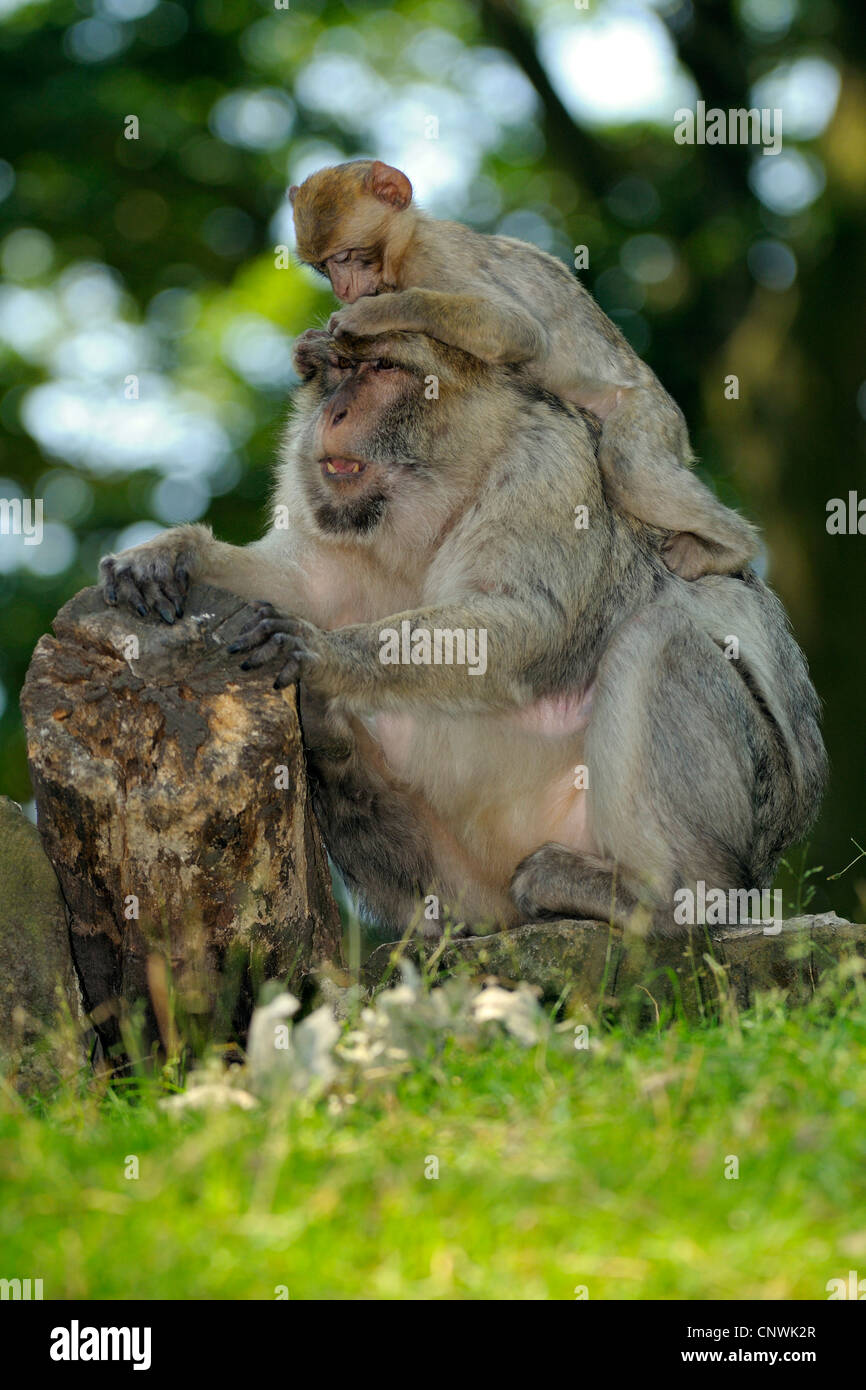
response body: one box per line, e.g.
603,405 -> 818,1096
317,240 -> 387,304
290,328 -> 468,538
289,160 -> 413,303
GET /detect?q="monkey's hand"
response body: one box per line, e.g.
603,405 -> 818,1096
328,295 -> 412,340
227,601 -> 328,690
99,524 -> 208,624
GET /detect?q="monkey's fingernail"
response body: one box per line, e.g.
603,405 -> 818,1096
159,608 -> 175,624
137,605 -> 148,617
228,642 -> 241,653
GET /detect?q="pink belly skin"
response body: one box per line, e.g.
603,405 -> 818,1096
369,712 -> 416,773
532,765 -> 596,855
508,684 -> 594,736
505,687 -> 599,863
369,686 -> 599,884
372,685 -> 595,776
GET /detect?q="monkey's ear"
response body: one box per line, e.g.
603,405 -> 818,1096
364,161 -> 412,210
288,185 -> 299,205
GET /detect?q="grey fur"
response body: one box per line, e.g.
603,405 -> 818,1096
98,329 -> 826,937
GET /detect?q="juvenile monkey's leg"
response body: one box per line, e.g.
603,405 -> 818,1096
598,387 -> 759,580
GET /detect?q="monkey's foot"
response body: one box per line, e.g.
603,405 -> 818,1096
511,843 -> 582,921
661,532 -> 747,581
511,843 -> 638,926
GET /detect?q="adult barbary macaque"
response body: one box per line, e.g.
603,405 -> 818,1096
99,328 -> 825,936
289,159 -> 759,582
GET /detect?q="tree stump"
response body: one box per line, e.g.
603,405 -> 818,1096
20,583 -> 341,1061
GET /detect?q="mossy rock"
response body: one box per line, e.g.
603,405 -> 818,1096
362,912 -> 864,1023
0,796 -> 86,1094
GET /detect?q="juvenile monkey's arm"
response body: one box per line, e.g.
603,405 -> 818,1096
331,289 -> 546,365
229,591 -> 568,711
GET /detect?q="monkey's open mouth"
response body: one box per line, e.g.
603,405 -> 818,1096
321,456 -> 368,478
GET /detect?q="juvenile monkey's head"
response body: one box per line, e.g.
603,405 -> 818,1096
289,160 -> 415,302
286,327 -> 502,541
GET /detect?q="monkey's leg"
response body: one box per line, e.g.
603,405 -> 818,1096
510,844 -> 647,928
598,387 -> 759,580
580,603 -> 776,934
299,689 -> 446,937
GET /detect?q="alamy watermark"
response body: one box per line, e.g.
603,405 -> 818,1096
379,620 -> 487,676
0,497 -> 43,545
674,101 -> 783,156
49,1320 -> 151,1370
673,881 -> 783,934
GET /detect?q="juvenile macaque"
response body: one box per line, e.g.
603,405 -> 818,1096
100,328 -> 825,936
289,160 -> 759,582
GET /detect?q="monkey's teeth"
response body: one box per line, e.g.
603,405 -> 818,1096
351,463 -> 360,473
326,462 -> 337,473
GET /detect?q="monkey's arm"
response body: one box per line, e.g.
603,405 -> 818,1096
99,523 -> 316,622
229,590 -> 573,712
330,289 -> 546,365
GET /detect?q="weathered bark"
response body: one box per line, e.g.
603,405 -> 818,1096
20,583 -> 341,1060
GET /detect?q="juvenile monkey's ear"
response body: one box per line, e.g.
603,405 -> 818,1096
288,185 -> 299,205
364,161 -> 412,210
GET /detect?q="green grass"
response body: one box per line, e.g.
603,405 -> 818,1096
2,971 -> 866,1301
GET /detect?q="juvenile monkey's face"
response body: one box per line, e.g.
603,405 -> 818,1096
291,328 -> 435,536
312,219 -> 389,303
290,160 -> 413,303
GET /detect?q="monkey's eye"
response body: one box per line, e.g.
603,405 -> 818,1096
331,250 -> 353,264
334,356 -> 354,371
371,359 -> 397,372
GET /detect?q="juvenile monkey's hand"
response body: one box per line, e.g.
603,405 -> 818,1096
293,327 -> 331,379
329,295 -> 411,340
99,525 -> 205,624
228,601 -> 329,690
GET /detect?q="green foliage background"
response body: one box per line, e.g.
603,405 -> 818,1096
0,0 -> 863,916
